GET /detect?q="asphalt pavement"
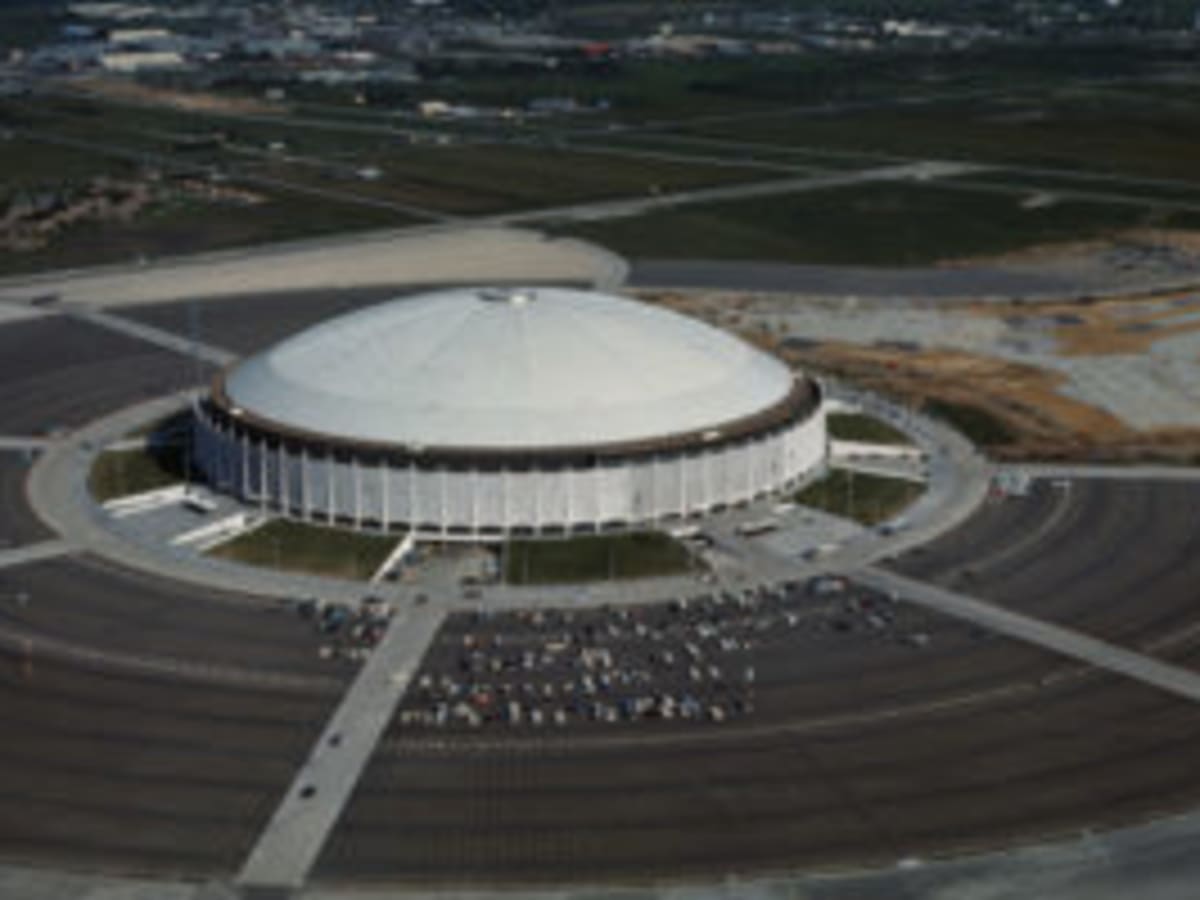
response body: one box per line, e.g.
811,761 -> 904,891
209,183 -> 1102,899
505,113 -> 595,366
2,283 -> 1200,898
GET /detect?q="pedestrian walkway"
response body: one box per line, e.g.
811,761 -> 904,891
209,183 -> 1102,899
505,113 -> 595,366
857,567 -> 1200,706
0,436 -> 50,451
831,457 -> 928,484
237,597 -> 446,893
61,306 -> 236,366
0,540 -> 72,572
996,462 -> 1200,482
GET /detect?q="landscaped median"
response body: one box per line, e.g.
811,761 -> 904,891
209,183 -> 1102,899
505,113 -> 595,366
88,443 -> 188,503
826,412 -> 914,446
795,468 -> 924,527
88,409 -> 196,503
207,519 -> 397,581
504,532 -> 697,585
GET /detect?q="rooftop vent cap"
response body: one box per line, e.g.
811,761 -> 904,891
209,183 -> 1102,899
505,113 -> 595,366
478,287 -> 536,306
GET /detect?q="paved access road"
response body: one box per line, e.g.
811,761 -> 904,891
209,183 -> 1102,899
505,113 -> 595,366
0,451 -> 52,547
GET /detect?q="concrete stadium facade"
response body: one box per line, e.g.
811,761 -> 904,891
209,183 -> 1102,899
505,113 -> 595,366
192,287 -> 826,536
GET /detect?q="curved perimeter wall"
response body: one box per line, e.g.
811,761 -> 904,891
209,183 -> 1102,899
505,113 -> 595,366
192,400 -> 826,536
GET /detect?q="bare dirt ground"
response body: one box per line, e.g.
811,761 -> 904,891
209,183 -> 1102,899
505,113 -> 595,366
961,289 -> 1200,356
61,76 -> 282,116
938,227 -> 1200,270
790,342 -> 1200,463
643,289 -> 1200,463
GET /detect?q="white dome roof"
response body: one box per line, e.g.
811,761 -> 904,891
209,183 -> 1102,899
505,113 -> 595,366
223,287 -> 794,450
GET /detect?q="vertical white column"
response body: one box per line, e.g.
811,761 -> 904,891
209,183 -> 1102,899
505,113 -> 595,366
409,460 -> 417,529
301,447 -> 311,521
381,459 -> 390,529
258,437 -> 267,514
440,467 -> 448,535
534,468 -> 543,534
502,467 -> 510,534
704,450 -> 713,511
565,466 -> 574,531
278,443 -> 288,514
353,457 -> 363,531
649,455 -> 657,524
680,453 -> 688,516
241,431 -> 250,499
744,441 -> 754,502
327,453 -> 336,525
471,469 -> 479,535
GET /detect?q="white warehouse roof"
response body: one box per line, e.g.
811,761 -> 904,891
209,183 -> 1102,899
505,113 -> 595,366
223,287 -> 795,450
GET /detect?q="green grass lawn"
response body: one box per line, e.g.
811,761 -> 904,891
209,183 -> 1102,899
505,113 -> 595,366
679,85 -> 1200,185
794,469 -> 924,526
922,399 -> 1017,447
0,136 -> 141,197
504,531 -> 695,585
89,445 -> 189,502
208,519 -> 396,581
827,413 -> 914,446
5,94 -> 766,217
244,141 -> 767,216
562,181 -> 1164,266
0,185 -> 406,276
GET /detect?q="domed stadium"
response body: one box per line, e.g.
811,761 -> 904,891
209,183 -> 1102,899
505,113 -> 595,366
193,286 -> 826,536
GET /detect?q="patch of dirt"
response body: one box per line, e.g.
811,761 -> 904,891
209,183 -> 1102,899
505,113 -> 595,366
0,176 -> 153,252
789,341 -> 1200,462
640,289 -> 1200,462
60,76 -> 281,116
960,289 -> 1200,356
938,227 -> 1200,271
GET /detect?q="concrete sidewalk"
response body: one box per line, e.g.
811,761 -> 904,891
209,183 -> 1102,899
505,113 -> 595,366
238,598 -> 446,893
0,540 -> 72,571
857,567 -> 1200,706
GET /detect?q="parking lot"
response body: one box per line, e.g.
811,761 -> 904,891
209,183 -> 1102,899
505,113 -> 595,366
3,292 -> 1200,890
891,478 -> 1200,671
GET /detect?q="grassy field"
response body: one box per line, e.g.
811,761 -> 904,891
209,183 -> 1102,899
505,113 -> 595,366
677,84 -> 1200,185
0,179 -> 407,276
89,445 -> 188,502
423,44 -> 1194,124
245,141 -> 766,215
957,169 -> 1200,208
7,45 -> 1200,271
209,519 -> 396,580
0,136 -> 142,197
504,532 -> 695,585
827,413 -> 913,445
922,398 -> 1018,447
562,181 -> 1167,266
794,469 -> 924,526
